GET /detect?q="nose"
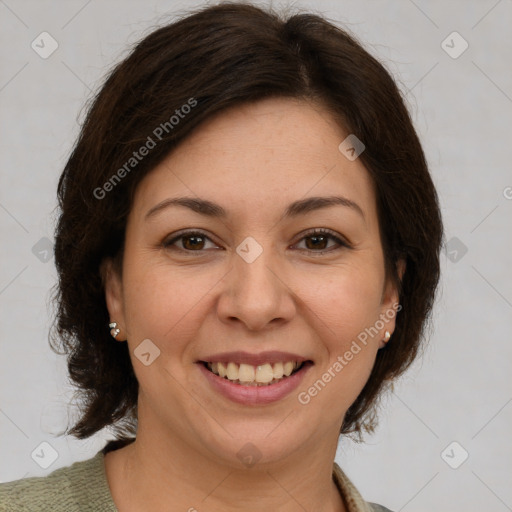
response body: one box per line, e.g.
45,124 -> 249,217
216,248 -> 296,332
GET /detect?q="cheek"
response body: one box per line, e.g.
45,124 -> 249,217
289,276 -> 383,427
121,254 -> 222,349
292,265 -> 383,402
294,263 -> 384,345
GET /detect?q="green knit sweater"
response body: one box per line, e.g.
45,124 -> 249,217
0,446 -> 392,511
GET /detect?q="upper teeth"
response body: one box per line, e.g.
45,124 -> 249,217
207,361 -> 301,385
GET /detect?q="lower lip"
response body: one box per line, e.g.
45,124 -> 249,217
198,362 -> 312,405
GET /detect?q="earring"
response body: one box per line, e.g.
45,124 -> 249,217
109,322 -> 121,339
383,331 -> 391,343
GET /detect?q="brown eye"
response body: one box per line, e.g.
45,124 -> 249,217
294,229 -> 349,254
304,234 -> 329,251
182,234 -> 206,250
163,231 -> 219,252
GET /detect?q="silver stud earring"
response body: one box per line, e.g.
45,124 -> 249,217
383,331 -> 391,343
109,322 -> 121,339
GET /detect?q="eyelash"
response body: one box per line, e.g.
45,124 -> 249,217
162,228 -> 351,256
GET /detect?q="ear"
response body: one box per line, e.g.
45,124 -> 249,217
100,258 -> 127,340
378,258 -> 406,348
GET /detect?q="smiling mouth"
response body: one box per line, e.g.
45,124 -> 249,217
202,360 -> 310,386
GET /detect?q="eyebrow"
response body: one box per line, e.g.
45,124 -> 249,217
144,195 -> 365,221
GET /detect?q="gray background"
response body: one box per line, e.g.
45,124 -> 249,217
1,0 -> 511,510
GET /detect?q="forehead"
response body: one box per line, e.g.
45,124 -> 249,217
132,97 -> 377,224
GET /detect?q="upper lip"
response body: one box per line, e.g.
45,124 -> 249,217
198,351 -> 311,366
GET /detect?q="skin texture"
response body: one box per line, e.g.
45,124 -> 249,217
103,97 -> 403,512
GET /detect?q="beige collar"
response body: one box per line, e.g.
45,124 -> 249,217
333,463 -> 374,512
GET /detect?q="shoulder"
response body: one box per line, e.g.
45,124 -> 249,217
0,450 -> 117,512
0,463 -> 75,512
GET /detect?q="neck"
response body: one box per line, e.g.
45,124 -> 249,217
106,416 -> 347,512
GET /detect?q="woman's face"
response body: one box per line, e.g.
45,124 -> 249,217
105,97 -> 401,466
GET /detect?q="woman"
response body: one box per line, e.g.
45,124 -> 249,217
0,2 -> 442,511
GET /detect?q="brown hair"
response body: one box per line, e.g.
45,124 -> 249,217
51,1 -> 443,442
